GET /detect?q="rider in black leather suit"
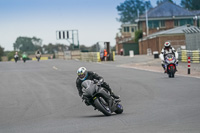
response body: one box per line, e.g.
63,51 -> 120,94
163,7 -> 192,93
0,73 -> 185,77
76,67 -> 119,105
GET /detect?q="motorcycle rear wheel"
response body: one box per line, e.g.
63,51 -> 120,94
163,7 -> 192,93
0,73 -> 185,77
115,104 -> 123,114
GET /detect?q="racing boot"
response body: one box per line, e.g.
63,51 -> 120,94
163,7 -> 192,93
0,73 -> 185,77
164,69 -> 167,73
110,91 -> 120,99
162,64 -> 167,73
175,60 -> 178,72
175,66 -> 178,72
102,82 -> 120,99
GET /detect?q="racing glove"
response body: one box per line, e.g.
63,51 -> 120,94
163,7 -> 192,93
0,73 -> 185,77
97,78 -> 104,86
82,96 -> 90,106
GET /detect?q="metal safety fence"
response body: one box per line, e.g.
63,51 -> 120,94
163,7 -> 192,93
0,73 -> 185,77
178,50 -> 200,63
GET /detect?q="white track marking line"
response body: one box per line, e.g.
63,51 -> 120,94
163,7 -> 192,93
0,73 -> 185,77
53,66 -> 58,70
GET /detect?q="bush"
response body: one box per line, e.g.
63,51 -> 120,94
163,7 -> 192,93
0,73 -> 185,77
7,51 -> 22,61
135,30 -> 143,43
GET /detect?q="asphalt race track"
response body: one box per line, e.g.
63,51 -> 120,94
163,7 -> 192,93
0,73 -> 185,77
0,59 -> 200,133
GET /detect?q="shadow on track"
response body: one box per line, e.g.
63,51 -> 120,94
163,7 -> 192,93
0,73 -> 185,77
79,113 -> 122,118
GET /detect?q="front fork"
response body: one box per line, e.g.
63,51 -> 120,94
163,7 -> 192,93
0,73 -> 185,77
162,63 -> 178,71
93,88 -> 113,109
167,64 -> 177,72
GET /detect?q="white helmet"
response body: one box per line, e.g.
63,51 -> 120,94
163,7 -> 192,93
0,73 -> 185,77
77,67 -> 88,80
164,41 -> 171,48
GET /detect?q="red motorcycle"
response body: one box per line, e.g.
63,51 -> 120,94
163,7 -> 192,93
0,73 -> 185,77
164,54 -> 177,78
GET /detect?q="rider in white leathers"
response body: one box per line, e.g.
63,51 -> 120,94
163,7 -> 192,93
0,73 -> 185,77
159,41 -> 178,73
35,50 -> 41,58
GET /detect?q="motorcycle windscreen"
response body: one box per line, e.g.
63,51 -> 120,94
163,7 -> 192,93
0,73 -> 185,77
81,80 -> 97,97
165,54 -> 176,63
165,53 -> 174,59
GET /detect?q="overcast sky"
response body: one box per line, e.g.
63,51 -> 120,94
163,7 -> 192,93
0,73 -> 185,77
0,0 -> 181,51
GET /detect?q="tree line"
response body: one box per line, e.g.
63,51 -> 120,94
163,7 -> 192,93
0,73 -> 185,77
0,36 -> 113,61
0,45 -> 4,61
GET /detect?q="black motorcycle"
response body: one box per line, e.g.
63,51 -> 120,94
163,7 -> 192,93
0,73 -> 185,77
22,57 -> 26,63
36,56 -> 41,62
81,80 -> 123,116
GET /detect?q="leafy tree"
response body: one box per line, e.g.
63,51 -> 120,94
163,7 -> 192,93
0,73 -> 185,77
135,30 -> 143,43
0,45 -> 4,61
79,45 -> 90,52
13,36 -> 42,52
157,0 -> 173,5
78,44 -> 101,52
56,44 -> 68,51
32,37 -> 42,46
43,43 -> 56,54
42,43 -> 68,54
89,44 -> 101,52
3,51 -> 10,56
181,0 -> 200,10
111,45 -> 116,52
68,44 -> 79,50
116,0 -> 152,23
69,44 -> 74,50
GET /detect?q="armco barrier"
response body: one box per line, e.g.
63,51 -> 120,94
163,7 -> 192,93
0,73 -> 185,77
192,50 -> 200,63
71,50 -> 81,60
81,52 -> 100,62
80,52 -> 115,62
181,50 -> 187,62
178,50 -> 200,63
32,57 -> 48,61
58,51 -> 112,62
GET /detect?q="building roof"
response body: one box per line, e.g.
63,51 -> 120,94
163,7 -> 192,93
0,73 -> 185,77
191,10 -> 200,15
138,1 -> 195,21
183,27 -> 200,34
121,23 -> 137,27
140,25 -> 199,41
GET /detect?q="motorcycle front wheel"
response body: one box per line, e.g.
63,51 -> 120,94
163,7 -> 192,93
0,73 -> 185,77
94,97 -> 112,116
168,65 -> 175,78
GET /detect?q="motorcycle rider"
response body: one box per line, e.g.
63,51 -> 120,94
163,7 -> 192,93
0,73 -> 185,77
14,52 -> 19,62
159,41 -> 178,73
22,52 -> 27,62
76,67 -> 120,105
35,50 -> 41,58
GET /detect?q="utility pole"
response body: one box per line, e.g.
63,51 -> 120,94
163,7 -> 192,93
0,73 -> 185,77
145,6 -> 149,36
